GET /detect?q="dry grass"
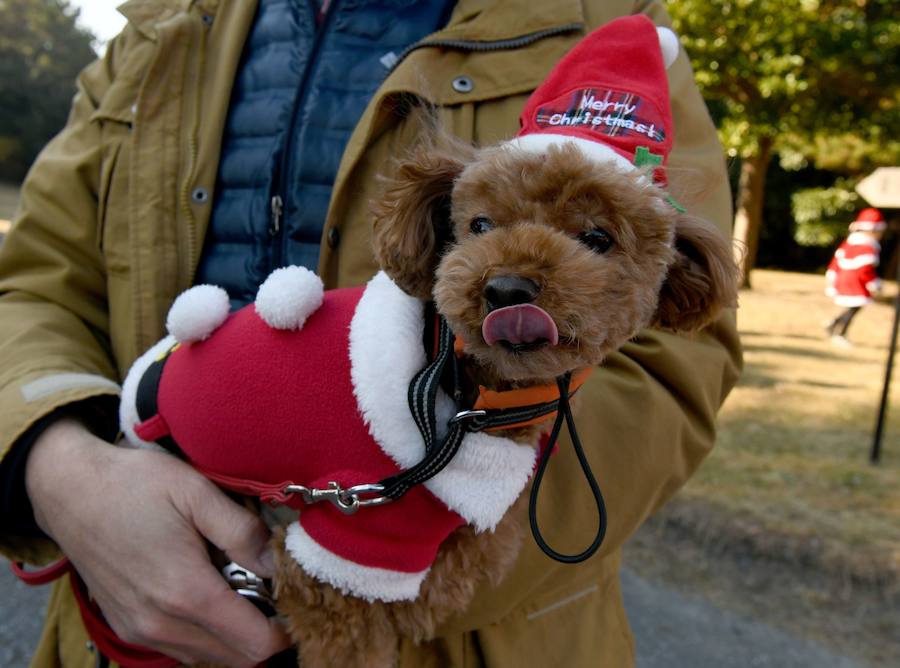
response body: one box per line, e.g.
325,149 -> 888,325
673,268 -> 900,584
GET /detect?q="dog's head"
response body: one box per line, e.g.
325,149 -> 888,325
372,133 -> 737,383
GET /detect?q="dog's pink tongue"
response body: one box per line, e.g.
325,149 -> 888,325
482,305 -> 559,346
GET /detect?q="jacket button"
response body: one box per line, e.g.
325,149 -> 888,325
191,187 -> 209,204
452,76 -> 474,93
327,227 -> 340,249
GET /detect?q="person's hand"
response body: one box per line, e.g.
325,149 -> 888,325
25,417 -> 292,666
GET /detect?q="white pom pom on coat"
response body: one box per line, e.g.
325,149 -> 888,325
254,265 -> 324,330
166,284 -> 231,343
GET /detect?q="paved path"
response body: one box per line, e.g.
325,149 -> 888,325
1,559 -> 867,667
1,559 -> 50,668
620,569 -> 867,668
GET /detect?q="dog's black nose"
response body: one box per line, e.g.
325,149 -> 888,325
484,275 -> 540,311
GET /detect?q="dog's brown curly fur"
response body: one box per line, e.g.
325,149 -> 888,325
270,125 -> 737,667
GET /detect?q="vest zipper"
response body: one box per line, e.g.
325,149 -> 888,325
271,0 -> 341,271
270,194 -> 283,236
387,23 -> 584,76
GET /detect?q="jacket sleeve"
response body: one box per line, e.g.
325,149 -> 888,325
438,0 -> 742,633
0,38 -> 126,564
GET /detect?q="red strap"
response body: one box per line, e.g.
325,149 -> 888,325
11,560 -> 177,667
194,466 -> 306,509
69,572 -> 180,668
10,558 -> 72,585
134,413 -> 171,442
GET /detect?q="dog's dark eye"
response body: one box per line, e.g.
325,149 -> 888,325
578,229 -> 615,254
470,216 -> 494,235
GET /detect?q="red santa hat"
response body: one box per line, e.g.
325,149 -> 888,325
508,15 -> 679,184
849,207 -> 886,232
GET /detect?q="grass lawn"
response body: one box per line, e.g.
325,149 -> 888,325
674,268 -> 900,583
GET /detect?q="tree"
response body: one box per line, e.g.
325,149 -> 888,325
0,0 -> 96,181
668,0 -> 900,287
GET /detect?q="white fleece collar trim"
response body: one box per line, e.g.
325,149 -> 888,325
285,521 -> 428,602
120,335 -> 178,453
348,272 -> 537,532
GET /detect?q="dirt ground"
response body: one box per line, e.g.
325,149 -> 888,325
625,513 -> 899,667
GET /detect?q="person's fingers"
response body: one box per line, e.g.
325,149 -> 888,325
101,557 -> 290,666
169,568 -> 292,663
109,603 -> 263,668
178,476 -> 277,577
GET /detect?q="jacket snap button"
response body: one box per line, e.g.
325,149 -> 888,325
452,76 -> 474,93
327,227 -> 341,249
191,187 -> 209,204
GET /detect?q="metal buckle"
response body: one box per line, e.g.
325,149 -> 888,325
283,481 -> 391,515
221,562 -> 276,616
450,409 -> 488,429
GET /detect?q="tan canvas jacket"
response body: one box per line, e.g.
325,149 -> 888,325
0,0 -> 741,665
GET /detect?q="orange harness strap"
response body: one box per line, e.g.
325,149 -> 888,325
472,366 -> 594,431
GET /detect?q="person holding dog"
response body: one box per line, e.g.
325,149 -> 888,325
0,1 -> 741,667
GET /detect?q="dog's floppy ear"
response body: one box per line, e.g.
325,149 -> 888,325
653,213 -> 738,331
372,144 -> 466,300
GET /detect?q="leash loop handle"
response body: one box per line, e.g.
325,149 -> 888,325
528,372 -> 607,564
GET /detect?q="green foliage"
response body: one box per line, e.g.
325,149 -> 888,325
668,0 -> 900,170
0,0 -> 96,180
791,179 -> 860,246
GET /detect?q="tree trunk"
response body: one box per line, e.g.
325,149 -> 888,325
732,137 -> 773,289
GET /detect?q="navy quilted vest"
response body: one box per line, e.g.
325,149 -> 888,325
196,0 -> 453,307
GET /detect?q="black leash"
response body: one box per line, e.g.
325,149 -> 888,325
383,315 -> 607,563
528,372 -> 607,563
378,315 -> 582,501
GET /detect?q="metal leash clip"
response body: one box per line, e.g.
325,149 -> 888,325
221,562 -> 276,617
283,481 -> 391,515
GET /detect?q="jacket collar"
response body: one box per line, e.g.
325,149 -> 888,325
434,0 -> 584,43
118,0 -> 224,41
117,0 -> 583,44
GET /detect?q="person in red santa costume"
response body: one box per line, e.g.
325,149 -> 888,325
824,207 -> 886,347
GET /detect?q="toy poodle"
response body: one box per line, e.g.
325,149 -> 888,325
117,16 -> 737,668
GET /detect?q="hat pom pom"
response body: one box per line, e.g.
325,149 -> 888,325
166,285 -> 231,343
656,27 -> 679,69
255,266 -> 324,330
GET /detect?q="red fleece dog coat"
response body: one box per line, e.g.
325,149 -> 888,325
121,269 -> 537,602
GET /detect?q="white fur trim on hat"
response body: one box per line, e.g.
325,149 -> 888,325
656,27 -> 679,69
849,221 -> 887,232
348,272 -> 537,533
254,266 -> 324,330
119,334 -> 178,452
285,521 -> 429,602
507,133 -> 638,175
166,285 -> 231,343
